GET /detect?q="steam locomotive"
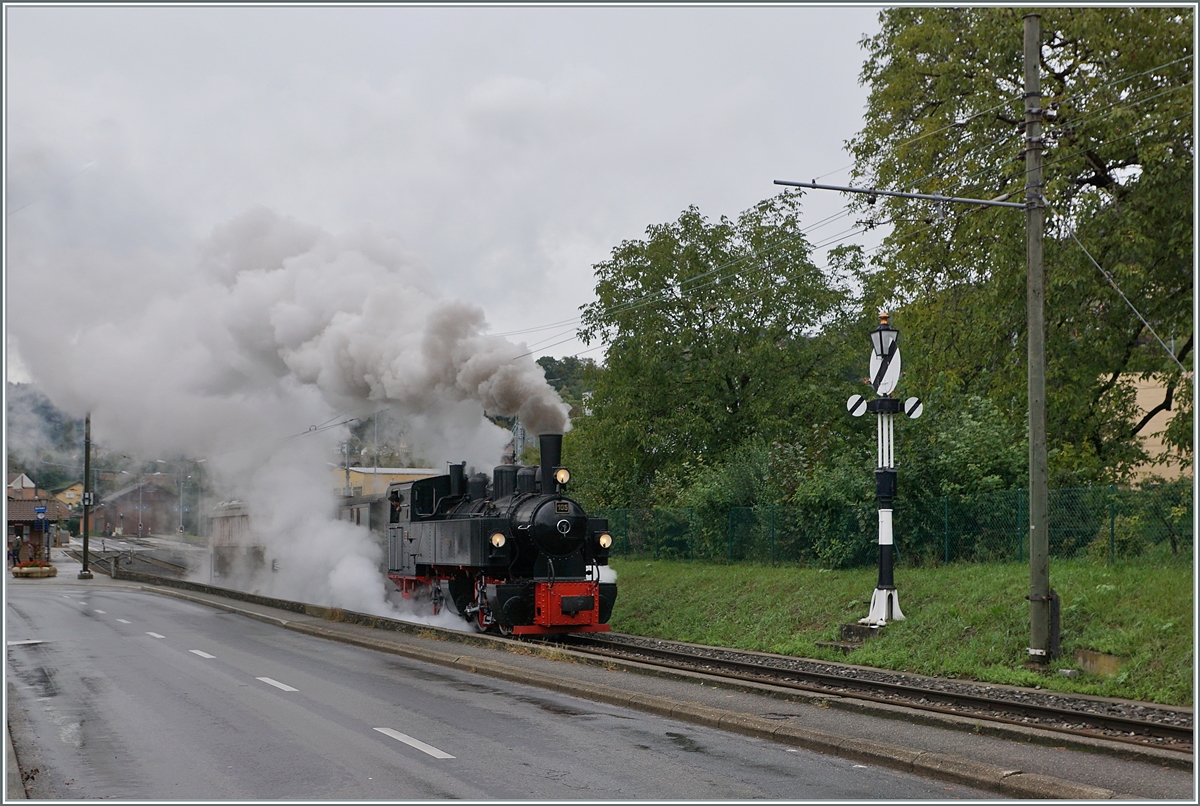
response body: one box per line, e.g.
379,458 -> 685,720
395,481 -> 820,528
384,433 -> 617,635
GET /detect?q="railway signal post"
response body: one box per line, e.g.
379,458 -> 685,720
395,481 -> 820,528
847,313 -> 921,626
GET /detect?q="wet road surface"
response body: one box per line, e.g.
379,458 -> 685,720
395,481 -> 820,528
6,582 -> 994,799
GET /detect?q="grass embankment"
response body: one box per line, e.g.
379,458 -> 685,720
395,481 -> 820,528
608,559 -> 1194,706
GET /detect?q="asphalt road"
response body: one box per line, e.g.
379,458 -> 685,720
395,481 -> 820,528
5,581 -> 994,800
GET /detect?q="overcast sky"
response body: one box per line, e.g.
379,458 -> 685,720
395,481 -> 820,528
6,3 -> 884,383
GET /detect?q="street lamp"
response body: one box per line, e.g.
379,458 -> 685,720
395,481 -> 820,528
195,459 -> 206,535
153,467 -> 168,536
155,459 -> 203,538
118,471 -> 131,537
869,314 -> 898,360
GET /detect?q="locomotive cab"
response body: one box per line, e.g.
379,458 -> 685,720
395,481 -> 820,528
385,432 -> 616,635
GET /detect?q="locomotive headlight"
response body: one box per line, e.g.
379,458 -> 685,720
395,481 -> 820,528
599,533 -> 613,549
554,467 -> 571,485
490,532 -> 507,548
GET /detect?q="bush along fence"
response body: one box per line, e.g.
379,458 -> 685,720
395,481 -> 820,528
597,480 -> 1193,568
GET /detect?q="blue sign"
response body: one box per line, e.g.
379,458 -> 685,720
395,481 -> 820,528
34,506 -> 47,514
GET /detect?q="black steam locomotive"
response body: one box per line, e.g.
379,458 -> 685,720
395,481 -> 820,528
384,433 -> 617,635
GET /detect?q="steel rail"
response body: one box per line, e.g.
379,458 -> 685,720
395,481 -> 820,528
563,635 -> 1192,750
68,549 -> 191,578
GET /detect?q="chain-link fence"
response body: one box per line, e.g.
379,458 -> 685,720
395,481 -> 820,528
597,480 -> 1193,567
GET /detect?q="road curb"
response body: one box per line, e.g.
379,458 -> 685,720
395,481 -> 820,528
146,586 -> 291,627
138,585 -> 1161,799
6,720 -> 27,800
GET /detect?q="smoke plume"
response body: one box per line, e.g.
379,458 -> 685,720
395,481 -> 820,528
7,207 -> 571,616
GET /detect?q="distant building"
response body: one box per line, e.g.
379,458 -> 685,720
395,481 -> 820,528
91,479 -> 180,537
329,466 -> 440,498
7,473 -> 38,500
1129,374 -> 1191,482
50,481 -> 84,511
7,497 -> 73,561
209,500 -> 264,582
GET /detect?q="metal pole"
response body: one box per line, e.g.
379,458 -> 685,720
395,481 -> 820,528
79,413 -> 93,579
943,496 -> 950,564
1025,13 -> 1050,663
1109,485 -> 1116,565
196,462 -> 203,537
769,505 -> 775,564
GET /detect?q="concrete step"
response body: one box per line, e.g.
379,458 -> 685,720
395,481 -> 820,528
839,622 -> 882,642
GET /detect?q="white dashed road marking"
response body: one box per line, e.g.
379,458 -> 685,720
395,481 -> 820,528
190,650 -> 216,659
256,677 -> 298,692
117,619 -> 132,624
146,632 -> 165,639
374,728 -> 455,759
6,640 -> 44,647
94,610 -> 106,614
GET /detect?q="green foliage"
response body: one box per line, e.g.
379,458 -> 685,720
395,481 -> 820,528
1087,513 -> 1147,562
850,7 -> 1194,484
610,558 -> 1193,705
7,382 -> 85,489
902,395 -> 1028,497
536,356 -> 596,416
570,9 -> 1191,518
786,452 -> 875,568
603,480 -> 1191,570
574,193 -> 857,508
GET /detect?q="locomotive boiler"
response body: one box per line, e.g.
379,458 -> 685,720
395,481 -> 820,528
384,433 -> 617,635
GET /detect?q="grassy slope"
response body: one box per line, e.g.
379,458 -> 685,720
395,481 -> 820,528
608,559 -> 1194,706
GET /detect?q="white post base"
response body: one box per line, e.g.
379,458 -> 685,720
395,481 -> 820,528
859,587 -> 905,626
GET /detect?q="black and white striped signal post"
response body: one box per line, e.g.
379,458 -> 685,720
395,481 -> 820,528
847,313 -> 922,626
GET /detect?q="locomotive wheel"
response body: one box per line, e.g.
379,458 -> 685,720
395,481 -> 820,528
430,581 -> 445,616
474,576 -> 497,632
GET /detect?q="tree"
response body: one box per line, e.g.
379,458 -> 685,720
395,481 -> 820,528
848,7 -> 1193,483
572,192 -> 857,508
536,355 -> 596,417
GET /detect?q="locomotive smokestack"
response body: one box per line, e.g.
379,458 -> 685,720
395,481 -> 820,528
539,433 -> 563,494
448,462 -> 466,497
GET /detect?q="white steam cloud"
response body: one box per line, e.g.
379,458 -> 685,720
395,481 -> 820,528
7,207 -> 571,616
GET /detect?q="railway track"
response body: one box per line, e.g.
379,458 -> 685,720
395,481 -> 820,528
67,549 -> 191,579
558,632 -> 1193,753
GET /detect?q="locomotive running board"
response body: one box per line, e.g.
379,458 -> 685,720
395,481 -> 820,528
511,623 -> 611,635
